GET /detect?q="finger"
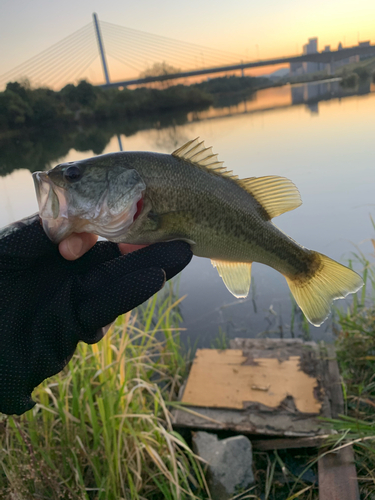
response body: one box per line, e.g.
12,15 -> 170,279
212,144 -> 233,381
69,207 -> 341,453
80,241 -> 192,294
72,241 -> 121,269
59,233 -> 98,260
77,267 -> 166,333
118,243 -> 148,255
118,241 -> 193,281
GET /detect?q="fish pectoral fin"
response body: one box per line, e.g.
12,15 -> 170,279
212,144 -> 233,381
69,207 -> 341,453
211,260 -> 252,298
239,176 -> 302,219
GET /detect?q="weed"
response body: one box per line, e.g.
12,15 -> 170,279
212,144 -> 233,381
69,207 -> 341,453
0,285 -> 208,500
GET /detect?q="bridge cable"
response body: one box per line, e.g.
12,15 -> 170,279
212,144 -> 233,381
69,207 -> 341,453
0,23 -> 93,82
104,46 -> 148,73
31,35 -> 97,85
103,30 -> 207,70
0,28 -> 95,87
49,51 -> 99,89
44,42 -> 99,88
105,53 -> 144,74
104,40 -> 189,72
101,20 -> 242,62
101,24 -> 235,68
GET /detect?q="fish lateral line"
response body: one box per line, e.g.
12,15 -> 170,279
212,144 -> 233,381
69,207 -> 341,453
32,136 -> 364,327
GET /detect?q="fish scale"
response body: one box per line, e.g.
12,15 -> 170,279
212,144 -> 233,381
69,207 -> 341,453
33,138 -> 363,327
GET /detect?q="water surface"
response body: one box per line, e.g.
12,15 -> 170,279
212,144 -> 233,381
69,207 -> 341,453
1,79 -> 374,345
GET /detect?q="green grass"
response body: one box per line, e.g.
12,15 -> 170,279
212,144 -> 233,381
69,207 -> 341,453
0,284 -> 209,500
321,221 -> 375,498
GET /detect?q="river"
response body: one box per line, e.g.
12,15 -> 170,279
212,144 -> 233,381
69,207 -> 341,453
1,78 -> 375,345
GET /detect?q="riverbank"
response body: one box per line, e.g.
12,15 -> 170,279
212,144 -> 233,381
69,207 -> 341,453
0,75 -> 270,134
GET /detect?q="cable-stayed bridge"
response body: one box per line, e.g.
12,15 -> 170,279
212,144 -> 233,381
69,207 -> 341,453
1,14 -> 375,90
0,15 -> 245,90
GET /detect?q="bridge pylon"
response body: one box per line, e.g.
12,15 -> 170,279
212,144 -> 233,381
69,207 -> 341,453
93,13 -> 110,85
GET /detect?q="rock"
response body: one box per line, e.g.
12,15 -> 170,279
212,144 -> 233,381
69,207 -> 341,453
192,431 -> 254,499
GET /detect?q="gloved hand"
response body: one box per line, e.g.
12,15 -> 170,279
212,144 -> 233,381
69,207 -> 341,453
0,214 -> 192,415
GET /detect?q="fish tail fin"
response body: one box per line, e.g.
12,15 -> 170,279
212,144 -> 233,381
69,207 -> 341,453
285,252 -> 363,326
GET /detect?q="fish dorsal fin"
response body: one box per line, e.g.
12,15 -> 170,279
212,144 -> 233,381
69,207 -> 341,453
211,260 -> 252,298
172,138 -> 238,179
172,139 -> 301,218
238,176 -> 302,219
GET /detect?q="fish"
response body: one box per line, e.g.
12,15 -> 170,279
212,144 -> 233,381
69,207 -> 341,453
32,138 -> 363,327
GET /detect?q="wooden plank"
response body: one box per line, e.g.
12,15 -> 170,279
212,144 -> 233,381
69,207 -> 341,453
318,446 -> 360,500
323,344 -> 344,418
173,404 -> 327,436
318,346 -> 359,499
252,435 -> 331,451
182,349 -> 322,413
173,339 -> 332,437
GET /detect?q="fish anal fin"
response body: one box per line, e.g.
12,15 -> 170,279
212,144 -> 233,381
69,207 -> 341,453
285,252 -> 363,326
211,260 -> 252,298
238,176 -> 302,219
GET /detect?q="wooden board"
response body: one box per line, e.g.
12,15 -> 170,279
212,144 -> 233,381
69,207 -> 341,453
181,349 -> 322,413
173,338 -> 332,437
172,338 -> 360,497
252,435 -> 331,451
318,446 -> 360,500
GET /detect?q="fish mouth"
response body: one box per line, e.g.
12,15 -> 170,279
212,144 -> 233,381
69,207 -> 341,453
32,171 -> 73,243
33,170 -> 146,244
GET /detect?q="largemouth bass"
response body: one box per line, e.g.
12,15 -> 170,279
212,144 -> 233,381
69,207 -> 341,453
33,138 -> 363,326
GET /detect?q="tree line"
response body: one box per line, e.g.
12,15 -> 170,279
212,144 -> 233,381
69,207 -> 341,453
0,76 -> 268,132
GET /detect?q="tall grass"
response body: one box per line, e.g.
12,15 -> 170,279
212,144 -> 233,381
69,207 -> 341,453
325,223 -> 375,497
0,285 -> 208,500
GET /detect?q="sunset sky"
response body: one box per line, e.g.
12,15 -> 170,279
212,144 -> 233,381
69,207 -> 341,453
1,0 -> 375,87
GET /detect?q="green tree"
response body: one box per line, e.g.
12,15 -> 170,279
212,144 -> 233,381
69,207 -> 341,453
0,89 -> 33,128
60,80 -> 98,109
139,62 -> 180,79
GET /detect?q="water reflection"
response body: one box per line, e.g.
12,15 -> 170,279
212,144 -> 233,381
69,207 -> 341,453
0,111 -> 192,176
0,79 -> 373,177
1,79 -> 374,345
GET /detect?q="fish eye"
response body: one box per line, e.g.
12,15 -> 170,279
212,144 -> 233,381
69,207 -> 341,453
64,165 -> 82,183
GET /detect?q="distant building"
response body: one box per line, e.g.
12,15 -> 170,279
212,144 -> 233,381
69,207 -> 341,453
289,37 -> 369,77
290,37 -> 320,76
358,41 -> 373,60
334,40 -> 360,68
303,37 -> 319,73
290,61 -> 304,75
319,45 -> 331,72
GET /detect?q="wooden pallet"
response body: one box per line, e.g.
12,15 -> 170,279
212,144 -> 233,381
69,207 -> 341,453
172,338 -> 359,499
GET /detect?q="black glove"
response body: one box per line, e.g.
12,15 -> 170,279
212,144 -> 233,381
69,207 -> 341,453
0,214 -> 192,415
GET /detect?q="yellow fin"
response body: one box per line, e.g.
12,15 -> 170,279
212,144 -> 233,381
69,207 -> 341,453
239,176 -> 302,219
285,252 -> 363,327
172,138 -> 238,179
211,260 -> 252,298
172,140 -> 301,216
